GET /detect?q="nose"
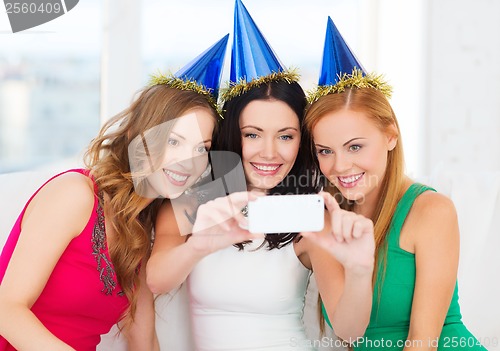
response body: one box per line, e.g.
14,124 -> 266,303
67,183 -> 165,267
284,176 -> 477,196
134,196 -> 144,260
259,137 -> 277,160
333,152 -> 352,174
177,155 -> 195,171
169,146 -> 196,171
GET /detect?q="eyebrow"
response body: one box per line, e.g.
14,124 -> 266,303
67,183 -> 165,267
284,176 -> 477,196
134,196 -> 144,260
171,131 -> 212,143
315,137 -> 366,148
342,137 -> 366,146
240,125 -> 298,133
171,131 -> 186,140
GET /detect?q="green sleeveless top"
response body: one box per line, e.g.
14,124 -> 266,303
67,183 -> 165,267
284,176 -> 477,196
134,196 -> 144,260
322,183 -> 487,350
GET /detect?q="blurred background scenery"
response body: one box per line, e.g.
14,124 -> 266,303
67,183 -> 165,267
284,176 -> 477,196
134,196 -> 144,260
1,0 -> 498,176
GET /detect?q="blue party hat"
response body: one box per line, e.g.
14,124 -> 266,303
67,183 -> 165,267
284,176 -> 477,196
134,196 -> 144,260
307,16 -> 391,103
231,0 -> 283,82
175,34 -> 229,99
319,16 -> 365,86
150,34 -> 229,107
221,0 -> 299,101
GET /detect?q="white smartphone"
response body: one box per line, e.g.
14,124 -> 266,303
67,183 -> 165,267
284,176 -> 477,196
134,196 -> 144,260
247,194 -> 324,234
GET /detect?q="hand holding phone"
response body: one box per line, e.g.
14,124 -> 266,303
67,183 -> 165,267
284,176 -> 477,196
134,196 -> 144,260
190,191 -> 264,253
300,191 -> 375,271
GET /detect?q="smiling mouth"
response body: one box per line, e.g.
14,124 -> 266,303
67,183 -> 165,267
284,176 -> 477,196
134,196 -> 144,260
163,169 -> 189,186
337,173 -> 364,188
251,163 -> 282,175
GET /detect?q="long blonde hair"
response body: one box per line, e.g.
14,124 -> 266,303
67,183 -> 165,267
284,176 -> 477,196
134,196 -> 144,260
84,85 -> 217,326
304,87 -> 406,334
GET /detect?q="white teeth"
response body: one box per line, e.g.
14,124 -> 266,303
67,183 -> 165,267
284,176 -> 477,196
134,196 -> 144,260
165,170 -> 188,182
253,164 -> 279,171
339,173 -> 363,184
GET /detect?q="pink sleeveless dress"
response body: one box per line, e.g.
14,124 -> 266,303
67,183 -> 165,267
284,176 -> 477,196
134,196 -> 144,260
0,169 -> 128,351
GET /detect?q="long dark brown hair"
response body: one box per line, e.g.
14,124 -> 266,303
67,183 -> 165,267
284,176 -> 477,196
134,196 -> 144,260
215,80 -> 321,249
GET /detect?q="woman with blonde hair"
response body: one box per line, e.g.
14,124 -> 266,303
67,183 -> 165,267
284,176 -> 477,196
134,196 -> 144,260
304,16 -> 486,351
0,35 -> 227,351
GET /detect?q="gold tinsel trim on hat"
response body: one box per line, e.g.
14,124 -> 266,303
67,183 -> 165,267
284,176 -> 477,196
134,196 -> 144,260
306,68 -> 392,104
149,73 -> 222,118
220,69 -> 300,102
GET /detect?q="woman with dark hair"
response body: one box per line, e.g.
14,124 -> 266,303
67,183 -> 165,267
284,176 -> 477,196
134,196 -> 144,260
146,1 -> 375,350
215,79 -> 318,249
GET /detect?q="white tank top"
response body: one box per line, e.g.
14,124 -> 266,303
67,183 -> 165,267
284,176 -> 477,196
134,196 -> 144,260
187,238 -> 315,350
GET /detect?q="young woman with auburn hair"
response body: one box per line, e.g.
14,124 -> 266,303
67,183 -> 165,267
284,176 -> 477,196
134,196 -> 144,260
303,16 -> 486,350
0,33 -> 226,349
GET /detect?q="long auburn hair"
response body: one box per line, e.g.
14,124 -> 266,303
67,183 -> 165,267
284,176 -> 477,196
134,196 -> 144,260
215,80 -> 321,250
84,85 -> 217,326
304,87 -> 406,334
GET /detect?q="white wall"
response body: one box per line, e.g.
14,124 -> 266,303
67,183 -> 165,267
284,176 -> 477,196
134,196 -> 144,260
423,0 -> 500,174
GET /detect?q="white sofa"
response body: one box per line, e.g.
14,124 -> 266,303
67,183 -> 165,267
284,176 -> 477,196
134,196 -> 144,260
1,166 -> 499,350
